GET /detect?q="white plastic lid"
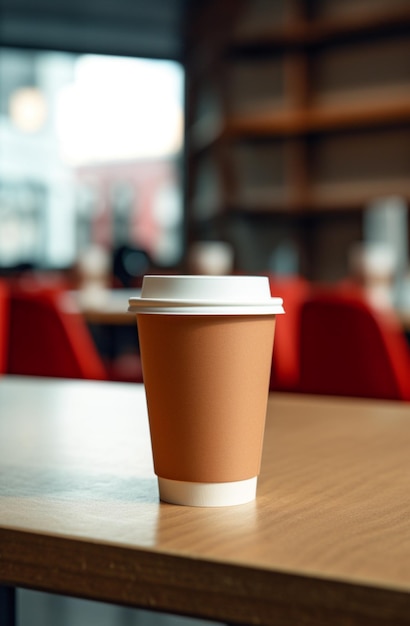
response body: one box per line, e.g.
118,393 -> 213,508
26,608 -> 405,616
128,275 -> 284,315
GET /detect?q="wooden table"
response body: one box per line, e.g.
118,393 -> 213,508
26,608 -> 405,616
1,377 -> 410,625
60,289 -> 139,325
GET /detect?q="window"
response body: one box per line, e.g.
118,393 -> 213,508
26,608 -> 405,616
0,48 -> 184,270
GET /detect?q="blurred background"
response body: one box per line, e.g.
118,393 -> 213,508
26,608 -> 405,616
0,0 -> 409,285
2,0 -> 410,388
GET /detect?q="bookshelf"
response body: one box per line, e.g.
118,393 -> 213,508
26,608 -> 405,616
185,0 -> 410,279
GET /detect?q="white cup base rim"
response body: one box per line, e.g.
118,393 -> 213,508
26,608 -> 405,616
158,476 -> 257,507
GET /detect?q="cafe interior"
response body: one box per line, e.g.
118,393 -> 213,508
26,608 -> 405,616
1,0 -> 410,625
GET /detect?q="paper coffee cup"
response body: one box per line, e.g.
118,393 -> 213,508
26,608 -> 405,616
128,275 -> 284,507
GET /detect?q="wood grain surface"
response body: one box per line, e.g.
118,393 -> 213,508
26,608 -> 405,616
1,376 -> 410,625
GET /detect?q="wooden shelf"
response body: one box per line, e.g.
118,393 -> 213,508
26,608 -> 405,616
310,178 -> 410,210
190,96 -> 410,153
232,6 -> 410,49
195,178 -> 410,217
227,97 -> 410,137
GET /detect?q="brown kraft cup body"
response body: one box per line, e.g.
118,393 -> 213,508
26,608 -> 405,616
137,313 -> 276,484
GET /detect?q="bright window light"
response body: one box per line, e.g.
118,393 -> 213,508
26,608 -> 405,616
56,55 -> 184,165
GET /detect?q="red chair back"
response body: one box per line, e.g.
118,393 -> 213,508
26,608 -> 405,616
268,275 -> 310,392
299,289 -> 410,400
0,280 -> 10,374
8,286 -> 108,381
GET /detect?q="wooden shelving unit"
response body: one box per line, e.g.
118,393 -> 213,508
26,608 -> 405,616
227,100 -> 410,136
185,0 -> 410,279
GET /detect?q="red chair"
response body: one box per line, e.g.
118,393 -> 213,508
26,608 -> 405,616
268,275 -> 310,392
0,280 -> 10,374
8,285 -> 108,381
298,289 -> 410,401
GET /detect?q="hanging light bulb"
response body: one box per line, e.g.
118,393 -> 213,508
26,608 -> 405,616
9,87 -> 48,133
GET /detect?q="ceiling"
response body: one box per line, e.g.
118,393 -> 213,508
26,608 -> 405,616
0,0 -> 195,62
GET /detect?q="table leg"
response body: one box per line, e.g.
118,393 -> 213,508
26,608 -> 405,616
0,586 -> 16,626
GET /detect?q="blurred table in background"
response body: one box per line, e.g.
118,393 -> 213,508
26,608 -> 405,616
60,288 -> 142,381
60,288 -> 139,325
